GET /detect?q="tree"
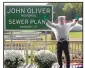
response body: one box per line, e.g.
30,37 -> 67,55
48,3 -> 65,21
48,3 -> 83,20
62,3 -> 83,20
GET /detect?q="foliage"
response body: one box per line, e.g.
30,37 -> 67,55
34,50 -> 57,68
4,52 -> 25,68
48,3 -> 83,20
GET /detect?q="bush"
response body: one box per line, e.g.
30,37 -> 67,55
34,50 -> 57,68
4,52 -> 25,68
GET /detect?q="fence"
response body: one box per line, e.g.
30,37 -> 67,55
4,40 -> 82,65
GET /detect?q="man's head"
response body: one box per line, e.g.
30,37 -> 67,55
58,16 -> 66,25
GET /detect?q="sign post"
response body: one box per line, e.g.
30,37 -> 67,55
10,31 -> 13,50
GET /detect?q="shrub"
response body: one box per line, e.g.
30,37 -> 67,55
4,52 -> 25,68
34,50 -> 57,68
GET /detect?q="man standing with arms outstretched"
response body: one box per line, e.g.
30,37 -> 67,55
45,16 -> 79,68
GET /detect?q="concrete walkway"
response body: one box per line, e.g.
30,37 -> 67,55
18,63 -> 82,68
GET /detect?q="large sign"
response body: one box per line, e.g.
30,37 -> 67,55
5,6 -> 53,30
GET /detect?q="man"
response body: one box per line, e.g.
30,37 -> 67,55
45,16 -> 79,68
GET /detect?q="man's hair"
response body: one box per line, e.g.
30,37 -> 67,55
58,16 -> 66,21
58,16 -> 66,24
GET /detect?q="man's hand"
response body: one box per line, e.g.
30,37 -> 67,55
75,20 -> 78,22
71,15 -> 80,27
46,20 -> 48,22
44,16 -> 48,23
75,15 -> 80,22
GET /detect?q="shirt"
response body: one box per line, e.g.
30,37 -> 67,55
46,20 -> 76,41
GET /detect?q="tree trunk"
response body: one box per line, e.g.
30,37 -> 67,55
51,31 -> 56,40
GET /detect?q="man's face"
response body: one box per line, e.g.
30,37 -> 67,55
60,18 -> 65,25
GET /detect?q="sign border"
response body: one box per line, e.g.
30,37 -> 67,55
4,4 -> 53,31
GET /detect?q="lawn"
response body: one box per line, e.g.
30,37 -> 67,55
41,32 -> 82,40
69,32 -> 82,38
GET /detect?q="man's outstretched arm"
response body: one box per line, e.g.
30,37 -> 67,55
46,20 -> 58,29
70,19 -> 78,27
44,16 -> 59,29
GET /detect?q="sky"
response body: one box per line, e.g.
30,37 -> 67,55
4,3 -> 48,5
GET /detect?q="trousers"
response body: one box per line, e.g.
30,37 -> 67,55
57,41 -> 70,68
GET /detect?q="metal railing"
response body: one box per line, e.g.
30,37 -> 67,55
4,40 -> 82,65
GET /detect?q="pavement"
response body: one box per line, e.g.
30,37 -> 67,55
18,63 -> 83,68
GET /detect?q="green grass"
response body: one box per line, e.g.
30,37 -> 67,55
41,32 -> 82,40
69,32 -> 82,38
